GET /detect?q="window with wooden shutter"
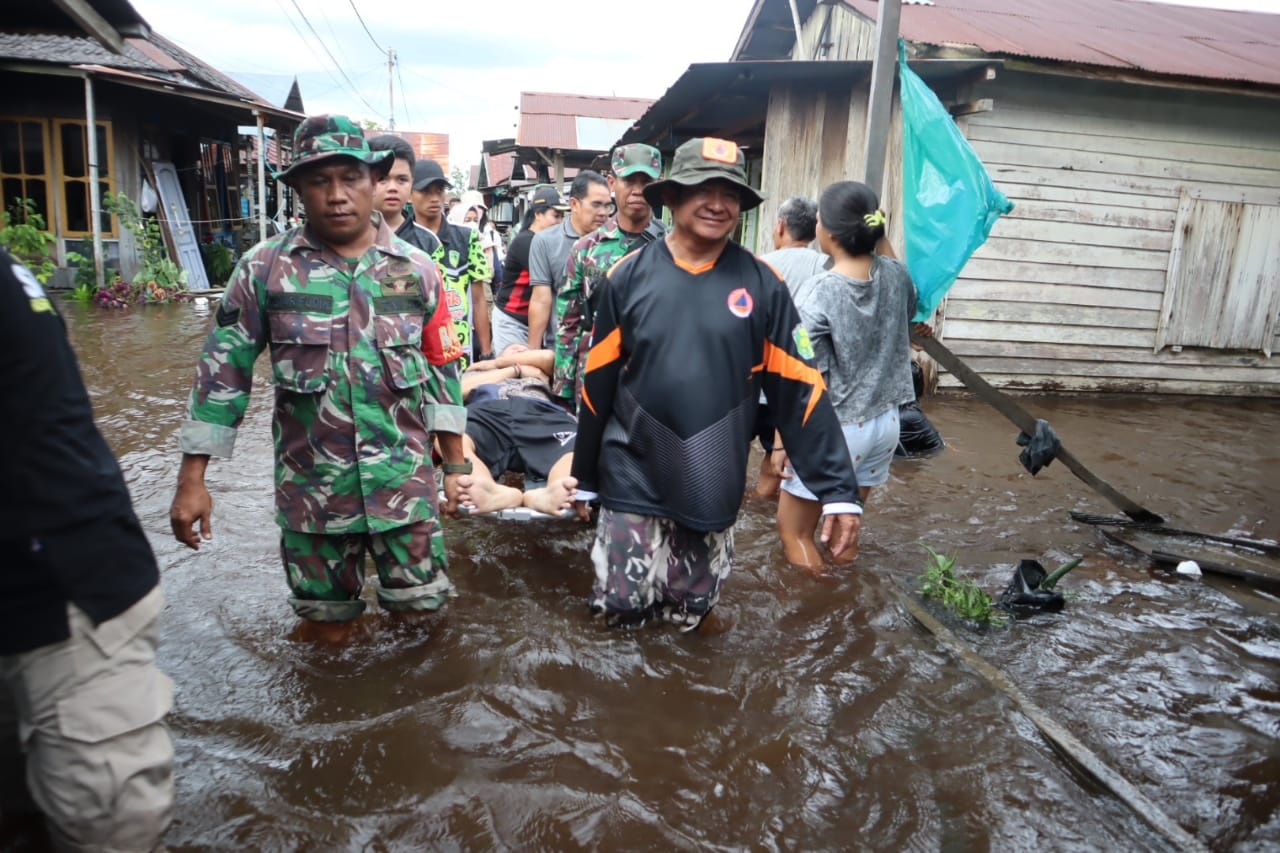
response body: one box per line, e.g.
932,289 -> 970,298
1156,190 -> 1280,356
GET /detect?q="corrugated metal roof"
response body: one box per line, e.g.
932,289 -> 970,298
842,0 -> 1280,86
516,91 -> 656,150
397,131 -> 449,172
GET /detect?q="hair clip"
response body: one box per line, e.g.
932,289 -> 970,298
863,209 -> 886,227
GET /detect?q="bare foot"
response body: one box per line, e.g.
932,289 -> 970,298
524,475 -> 578,517
467,476 -> 524,514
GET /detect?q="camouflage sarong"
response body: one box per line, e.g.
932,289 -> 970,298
589,508 -> 733,629
281,519 -> 455,622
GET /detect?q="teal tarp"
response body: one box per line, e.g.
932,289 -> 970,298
899,41 -> 1013,322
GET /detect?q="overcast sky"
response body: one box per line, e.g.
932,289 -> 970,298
129,0 -> 1280,175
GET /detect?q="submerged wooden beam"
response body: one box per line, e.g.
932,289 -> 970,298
896,589 -> 1209,852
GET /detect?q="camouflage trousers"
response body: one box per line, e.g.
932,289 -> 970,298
589,508 -> 733,627
280,520 -> 456,622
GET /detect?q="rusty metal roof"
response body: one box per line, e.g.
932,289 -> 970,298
842,0 -> 1280,86
516,92 -> 656,150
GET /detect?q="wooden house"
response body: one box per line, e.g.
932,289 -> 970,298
624,0 -> 1280,396
0,0 -> 301,287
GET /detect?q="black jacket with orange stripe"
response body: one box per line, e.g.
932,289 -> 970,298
572,238 -> 859,532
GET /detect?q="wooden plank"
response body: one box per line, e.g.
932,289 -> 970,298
966,123 -> 1280,172
944,319 -> 1154,347
957,259 -> 1168,292
942,355 -> 1274,383
1219,203 -> 1280,353
972,140 -> 1280,189
1161,197 -> 1242,349
949,282 -> 1163,311
952,338 -> 1277,368
974,237 -> 1169,271
995,182 -> 1181,212
944,300 -> 1157,329
970,72 -> 1280,150
1002,198 -> 1177,231
986,165 -> 1185,200
937,373 -> 1280,397
990,215 -> 1172,251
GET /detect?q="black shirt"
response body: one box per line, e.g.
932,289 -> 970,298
0,248 -> 158,652
495,227 -> 537,319
573,239 -> 859,531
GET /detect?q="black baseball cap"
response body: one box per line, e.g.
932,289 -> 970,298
412,159 -> 451,191
529,185 -> 569,211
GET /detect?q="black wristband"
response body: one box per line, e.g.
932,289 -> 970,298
440,458 -> 473,475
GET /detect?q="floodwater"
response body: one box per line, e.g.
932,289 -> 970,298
16,300 -> 1280,850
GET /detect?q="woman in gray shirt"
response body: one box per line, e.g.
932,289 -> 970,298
774,181 -> 930,570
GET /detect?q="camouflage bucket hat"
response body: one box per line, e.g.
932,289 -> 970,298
277,114 -> 393,184
611,143 -> 662,179
642,137 -> 765,211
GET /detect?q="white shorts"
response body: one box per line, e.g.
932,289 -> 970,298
781,407 -> 900,499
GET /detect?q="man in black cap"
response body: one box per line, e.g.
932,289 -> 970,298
571,137 -> 862,631
412,159 -> 492,367
491,186 -> 569,355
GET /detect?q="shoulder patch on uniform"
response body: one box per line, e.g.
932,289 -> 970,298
215,300 -> 241,328
793,323 -> 814,360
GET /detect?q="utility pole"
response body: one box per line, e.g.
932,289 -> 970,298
387,47 -> 395,130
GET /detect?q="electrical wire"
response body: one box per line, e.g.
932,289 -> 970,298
285,0 -> 383,118
347,0 -> 386,54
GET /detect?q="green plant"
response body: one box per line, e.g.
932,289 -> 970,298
103,191 -> 187,293
201,240 -> 235,285
918,544 -> 1005,626
65,250 -> 98,301
0,198 -> 57,283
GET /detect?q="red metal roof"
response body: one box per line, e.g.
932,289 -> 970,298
395,132 -> 450,172
516,91 -> 656,149
842,0 -> 1280,86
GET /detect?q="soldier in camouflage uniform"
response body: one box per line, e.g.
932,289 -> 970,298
553,144 -> 665,410
169,115 -> 474,624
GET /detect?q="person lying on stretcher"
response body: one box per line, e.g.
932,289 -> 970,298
449,344 -> 583,518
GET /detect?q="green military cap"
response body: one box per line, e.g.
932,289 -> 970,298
277,114 -> 393,184
610,143 -> 662,179
641,137 -> 764,211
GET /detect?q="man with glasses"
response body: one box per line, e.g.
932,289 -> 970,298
553,144 -> 665,412
526,171 -> 611,349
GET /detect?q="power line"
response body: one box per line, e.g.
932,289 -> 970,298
347,0 -> 385,54
285,0 -> 383,119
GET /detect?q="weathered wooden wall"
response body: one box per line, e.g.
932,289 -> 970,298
948,70 -> 1280,395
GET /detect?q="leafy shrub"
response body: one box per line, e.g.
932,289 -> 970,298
918,544 -> 1005,626
0,198 -> 56,283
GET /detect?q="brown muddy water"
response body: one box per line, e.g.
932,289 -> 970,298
18,300 -> 1280,850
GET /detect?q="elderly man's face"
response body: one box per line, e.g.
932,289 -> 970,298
669,179 -> 741,244
295,158 -> 374,248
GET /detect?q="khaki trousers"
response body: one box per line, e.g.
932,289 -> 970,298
0,586 -> 173,852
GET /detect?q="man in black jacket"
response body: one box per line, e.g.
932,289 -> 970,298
571,138 -> 861,631
0,249 -> 173,849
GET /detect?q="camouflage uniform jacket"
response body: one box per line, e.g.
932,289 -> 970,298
552,216 -> 665,406
178,215 -> 467,535
432,223 -> 492,368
